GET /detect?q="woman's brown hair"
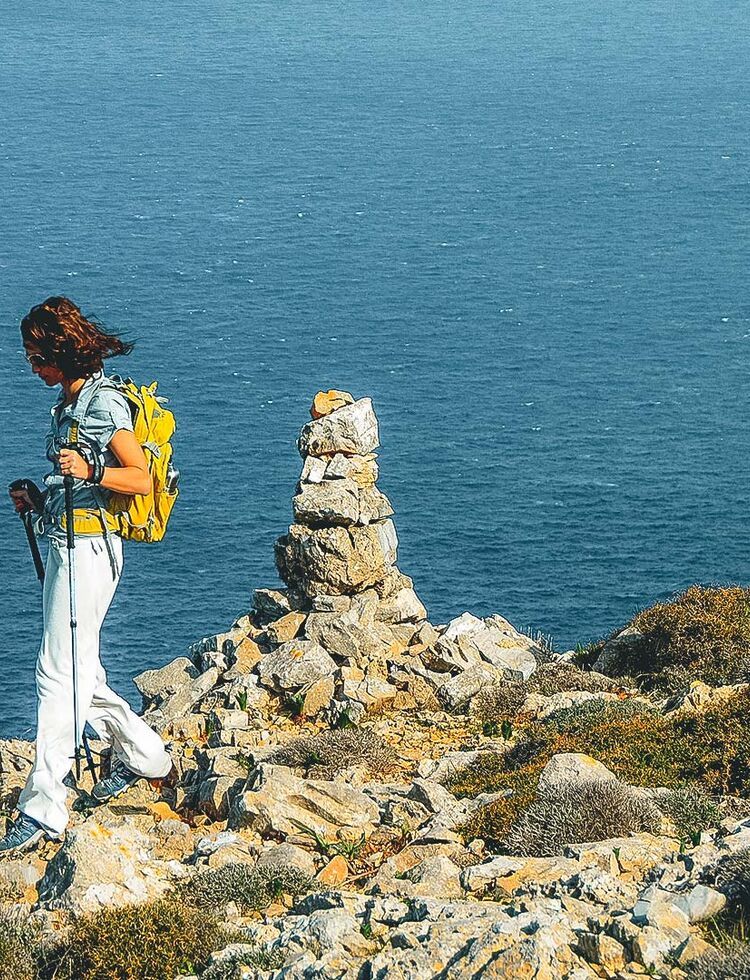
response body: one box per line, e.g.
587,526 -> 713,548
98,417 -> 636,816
21,296 -> 134,379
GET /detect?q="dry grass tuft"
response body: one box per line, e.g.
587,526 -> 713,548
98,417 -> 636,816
182,862 -> 313,913
47,898 -> 229,980
505,778 -> 662,857
266,726 -> 397,780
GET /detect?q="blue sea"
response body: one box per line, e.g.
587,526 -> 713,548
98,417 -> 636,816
1,1 -> 749,738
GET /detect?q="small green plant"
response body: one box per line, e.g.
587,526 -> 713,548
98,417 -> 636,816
334,706 -> 356,730
282,691 -> 306,718
235,690 -> 249,711
360,922 -> 373,940
290,821 -> 367,860
500,719 -> 513,740
482,721 -> 501,737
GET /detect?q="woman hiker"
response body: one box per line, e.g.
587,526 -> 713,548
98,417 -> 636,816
1,296 -> 173,854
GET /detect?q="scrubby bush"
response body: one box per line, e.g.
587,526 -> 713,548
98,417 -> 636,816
456,686 -> 750,854
200,946 -> 286,980
660,784 -> 720,844
706,847 -> 750,914
182,862 -> 313,913
266,727 -> 396,780
48,898 -> 228,980
470,681 -> 527,722
504,779 -> 662,857
596,585 -> 750,687
0,912 -> 37,980
684,943 -> 750,980
470,665 -> 621,724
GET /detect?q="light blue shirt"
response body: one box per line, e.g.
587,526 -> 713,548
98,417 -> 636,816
42,371 -> 134,539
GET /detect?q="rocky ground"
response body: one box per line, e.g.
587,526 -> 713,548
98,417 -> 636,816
2,390 -> 750,980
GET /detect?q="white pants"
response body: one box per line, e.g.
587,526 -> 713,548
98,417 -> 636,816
18,534 -> 171,835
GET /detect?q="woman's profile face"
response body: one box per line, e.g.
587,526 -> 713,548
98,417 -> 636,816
24,344 -> 65,387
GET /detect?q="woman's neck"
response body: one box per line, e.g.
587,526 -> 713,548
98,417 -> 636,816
61,377 -> 87,406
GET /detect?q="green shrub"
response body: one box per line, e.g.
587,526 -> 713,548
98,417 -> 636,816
660,785 -> 720,844
266,727 -> 396,780
456,689 -> 750,853
599,585 -> 750,687
182,863 -> 313,913
470,665 -> 621,724
48,899 -> 227,980
505,779 -> 662,857
0,912 -> 37,980
200,946 -> 286,979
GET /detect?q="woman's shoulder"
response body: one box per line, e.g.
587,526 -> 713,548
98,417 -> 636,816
87,382 -> 134,427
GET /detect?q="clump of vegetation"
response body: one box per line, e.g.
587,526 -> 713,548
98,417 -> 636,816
684,942 -> 750,980
659,784 -> 720,846
455,692 -> 750,850
505,779 -> 662,857
47,898 -> 228,980
0,912 -> 38,980
266,727 -> 397,780
593,585 -> 750,688
706,847 -> 750,915
181,862 -> 313,913
470,664 -> 621,725
200,946 -> 286,980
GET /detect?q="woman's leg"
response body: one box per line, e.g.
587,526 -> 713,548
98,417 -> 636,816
18,536 -> 121,835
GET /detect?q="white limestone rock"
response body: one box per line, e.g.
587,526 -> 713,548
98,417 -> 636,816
298,398 -> 380,458
256,640 -> 336,692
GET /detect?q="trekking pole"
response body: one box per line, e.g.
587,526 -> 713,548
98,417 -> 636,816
9,479 -> 46,583
63,472 -> 84,782
63,474 -> 97,784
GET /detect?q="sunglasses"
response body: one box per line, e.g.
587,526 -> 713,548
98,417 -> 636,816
25,351 -> 48,367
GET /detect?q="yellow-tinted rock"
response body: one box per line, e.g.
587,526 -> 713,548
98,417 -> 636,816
266,612 -> 306,645
311,389 -> 355,419
302,675 -> 335,716
234,636 -> 263,673
318,855 -> 349,885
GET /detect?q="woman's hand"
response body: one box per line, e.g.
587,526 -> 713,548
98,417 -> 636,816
58,448 -> 93,481
9,488 -> 32,513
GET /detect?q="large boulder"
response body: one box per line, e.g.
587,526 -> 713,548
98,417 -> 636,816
37,821 -> 184,913
298,398 -> 379,458
275,520 -> 398,596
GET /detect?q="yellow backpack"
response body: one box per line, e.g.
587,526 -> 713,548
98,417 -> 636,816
103,376 -> 179,542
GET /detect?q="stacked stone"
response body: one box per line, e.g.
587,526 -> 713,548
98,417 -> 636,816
269,390 -> 430,722
275,389 -> 400,599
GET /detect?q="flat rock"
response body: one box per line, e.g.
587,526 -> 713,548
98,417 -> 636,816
133,657 -> 199,703
310,389 -> 355,419
293,479 -> 394,527
298,397 -> 379,458
37,821 -> 180,913
256,640 -> 336,692
324,452 -> 379,486
538,753 -> 619,794
437,663 -> 500,711
230,764 -> 380,839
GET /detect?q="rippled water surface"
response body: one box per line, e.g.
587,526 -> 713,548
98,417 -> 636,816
1,0 -> 749,736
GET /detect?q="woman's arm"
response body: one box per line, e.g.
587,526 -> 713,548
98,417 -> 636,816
58,430 -> 152,496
